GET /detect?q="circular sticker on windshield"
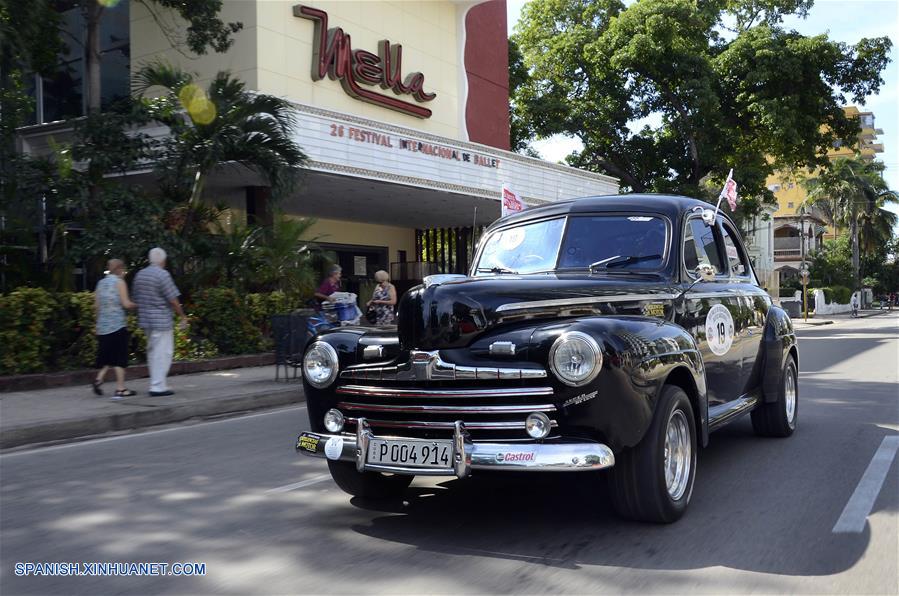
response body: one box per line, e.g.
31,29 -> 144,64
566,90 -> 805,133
324,436 -> 344,460
705,304 -> 735,356
499,228 -> 525,251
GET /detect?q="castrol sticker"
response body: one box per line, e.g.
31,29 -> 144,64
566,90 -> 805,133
324,436 -> 344,460
705,304 -> 735,356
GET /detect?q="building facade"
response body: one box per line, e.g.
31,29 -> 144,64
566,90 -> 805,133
18,0 -> 618,294
763,106 -> 884,290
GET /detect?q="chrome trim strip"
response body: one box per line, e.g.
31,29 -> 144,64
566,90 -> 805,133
362,345 -> 384,360
345,417 -> 558,430
336,401 -> 557,414
341,350 -> 547,381
488,341 -> 517,356
297,429 -> 616,474
495,294 -> 679,313
336,385 -> 555,398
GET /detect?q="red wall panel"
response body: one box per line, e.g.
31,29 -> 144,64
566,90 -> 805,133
464,0 -> 511,150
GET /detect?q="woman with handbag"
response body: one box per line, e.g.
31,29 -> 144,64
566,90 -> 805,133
365,270 -> 397,325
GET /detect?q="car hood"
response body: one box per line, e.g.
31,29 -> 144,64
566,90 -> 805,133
396,274 -> 677,351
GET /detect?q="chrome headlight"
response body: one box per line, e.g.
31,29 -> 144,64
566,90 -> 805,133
549,331 -> 602,387
303,341 -> 339,388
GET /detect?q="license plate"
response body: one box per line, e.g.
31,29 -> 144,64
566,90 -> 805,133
367,439 -> 453,469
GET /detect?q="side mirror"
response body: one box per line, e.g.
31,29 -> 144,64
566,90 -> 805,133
695,264 -> 716,282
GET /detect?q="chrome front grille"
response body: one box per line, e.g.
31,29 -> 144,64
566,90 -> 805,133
334,384 -> 558,441
336,350 -> 557,440
340,349 -> 547,382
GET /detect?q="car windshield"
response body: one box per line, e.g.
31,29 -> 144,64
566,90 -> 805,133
476,217 -> 566,275
474,215 -> 667,275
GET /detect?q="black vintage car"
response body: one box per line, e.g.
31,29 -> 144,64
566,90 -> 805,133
296,195 -> 798,523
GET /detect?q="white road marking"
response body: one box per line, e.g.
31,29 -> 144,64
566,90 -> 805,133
266,474 -> 332,493
0,405 -> 307,458
832,435 -> 899,533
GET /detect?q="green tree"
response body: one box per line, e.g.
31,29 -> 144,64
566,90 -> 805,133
134,62 -> 307,239
511,0 -> 892,216
803,156 -> 897,290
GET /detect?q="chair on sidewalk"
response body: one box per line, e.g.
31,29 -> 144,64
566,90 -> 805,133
272,310 -> 332,381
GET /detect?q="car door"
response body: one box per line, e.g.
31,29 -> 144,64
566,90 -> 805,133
678,215 -> 744,406
718,218 -> 770,395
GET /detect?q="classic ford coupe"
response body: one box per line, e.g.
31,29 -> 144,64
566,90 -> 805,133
296,195 -> 798,522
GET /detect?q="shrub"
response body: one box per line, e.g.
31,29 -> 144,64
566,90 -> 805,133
0,287 -> 56,374
46,292 -> 97,370
819,285 -> 852,305
188,288 -> 262,355
246,291 -> 300,349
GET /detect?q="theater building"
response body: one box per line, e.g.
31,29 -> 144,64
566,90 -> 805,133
19,1 -> 618,293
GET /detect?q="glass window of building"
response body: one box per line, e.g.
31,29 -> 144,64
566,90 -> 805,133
31,0 -> 130,124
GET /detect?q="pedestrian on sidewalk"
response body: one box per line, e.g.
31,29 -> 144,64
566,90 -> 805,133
92,258 -> 137,399
133,248 -> 188,396
314,265 -> 342,305
365,270 -> 397,325
851,294 -> 859,318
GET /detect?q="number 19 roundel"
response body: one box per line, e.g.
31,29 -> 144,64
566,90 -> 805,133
705,304 -> 735,356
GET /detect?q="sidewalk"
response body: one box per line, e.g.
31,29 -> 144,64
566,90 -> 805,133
792,308 -> 890,328
0,366 -> 304,450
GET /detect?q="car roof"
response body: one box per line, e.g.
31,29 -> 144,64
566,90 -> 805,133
493,194 -> 713,230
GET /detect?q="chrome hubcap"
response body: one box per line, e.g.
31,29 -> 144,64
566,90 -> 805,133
785,367 -> 797,425
663,409 -> 692,501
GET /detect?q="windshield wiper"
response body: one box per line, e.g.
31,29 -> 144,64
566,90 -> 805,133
476,266 -> 518,275
589,254 -> 662,271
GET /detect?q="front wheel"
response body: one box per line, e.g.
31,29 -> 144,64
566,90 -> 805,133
608,385 -> 697,523
327,460 -> 414,499
751,355 -> 798,437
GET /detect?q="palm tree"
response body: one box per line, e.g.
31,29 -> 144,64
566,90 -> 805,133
802,156 -> 896,290
134,62 -> 307,236
256,215 -> 319,296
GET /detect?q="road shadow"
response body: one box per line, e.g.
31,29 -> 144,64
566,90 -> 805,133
347,416 -> 895,580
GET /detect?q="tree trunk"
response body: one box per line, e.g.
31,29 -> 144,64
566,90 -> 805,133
850,209 -> 860,291
85,0 -> 104,112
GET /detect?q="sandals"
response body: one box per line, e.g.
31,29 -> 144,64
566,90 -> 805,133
91,380 -> 103,396
112,389 -> 137,399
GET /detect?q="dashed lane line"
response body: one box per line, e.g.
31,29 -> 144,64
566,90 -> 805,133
832,435 -> 899,533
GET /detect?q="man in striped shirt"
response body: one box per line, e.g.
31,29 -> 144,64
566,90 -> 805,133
133,247 -> 188,396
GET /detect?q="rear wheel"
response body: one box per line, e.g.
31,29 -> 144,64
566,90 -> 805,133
609,385 -> 697,523
327,460 -> 414,499
751,355 -> 798,437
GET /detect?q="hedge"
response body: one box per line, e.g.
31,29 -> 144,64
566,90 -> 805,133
0,287 -> 304,375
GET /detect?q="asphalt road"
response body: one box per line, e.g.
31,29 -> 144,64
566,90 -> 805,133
1,313 -> 897,595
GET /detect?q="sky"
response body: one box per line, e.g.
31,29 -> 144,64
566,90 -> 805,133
506,0 -> 899,202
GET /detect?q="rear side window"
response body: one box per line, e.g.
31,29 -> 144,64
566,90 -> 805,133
684,218 -> 724,275
720,223 -> 750,277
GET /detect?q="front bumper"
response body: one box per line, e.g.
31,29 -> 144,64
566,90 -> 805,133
296,418 -> 615,477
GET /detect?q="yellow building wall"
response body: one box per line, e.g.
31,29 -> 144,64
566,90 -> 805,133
130,1 -> 260,89
131,0 -> 465,140
768,106 -> 883,222
305,217 -> 416,265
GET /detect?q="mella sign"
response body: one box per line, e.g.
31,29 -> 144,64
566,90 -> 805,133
294,5 -> 437,119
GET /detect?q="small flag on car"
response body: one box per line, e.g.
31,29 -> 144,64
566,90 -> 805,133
501,184 -> 525,217
719,169 -> 738,211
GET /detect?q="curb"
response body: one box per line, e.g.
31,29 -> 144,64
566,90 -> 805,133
0,353 -> 276,393
0,386 -> 304,450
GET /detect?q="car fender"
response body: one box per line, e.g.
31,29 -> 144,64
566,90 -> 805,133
531,316 -> 708,451
761,306 -> 798,403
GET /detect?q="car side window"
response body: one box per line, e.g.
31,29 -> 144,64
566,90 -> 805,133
719,222 -> 750,277
684,218 -> 723,276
